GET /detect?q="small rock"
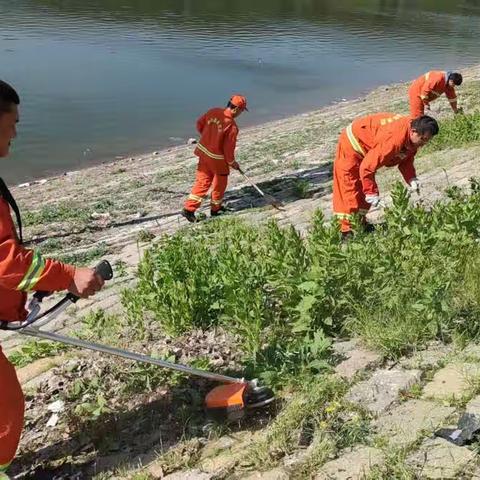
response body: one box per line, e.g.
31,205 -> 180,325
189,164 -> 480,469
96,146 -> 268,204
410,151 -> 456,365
47,399 -> 65,413
18,182 -> 30,188
46,413 -> 59,427
90,212 -> 111,220
153,151 -> 160,155
187,138 -> 198,145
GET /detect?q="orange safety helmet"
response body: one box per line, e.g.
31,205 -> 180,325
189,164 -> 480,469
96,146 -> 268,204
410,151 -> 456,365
229,94 -> 248,111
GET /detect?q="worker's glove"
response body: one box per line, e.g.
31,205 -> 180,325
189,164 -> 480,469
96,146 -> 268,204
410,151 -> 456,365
229,161 -> 240,171
365,194 -> 381,208
409,178 -> 421,194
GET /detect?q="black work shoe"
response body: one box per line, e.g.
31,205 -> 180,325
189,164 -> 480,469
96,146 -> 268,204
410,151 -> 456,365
181,208 -> 197,223
210,206 -> 231,217
364,222 -> 376,234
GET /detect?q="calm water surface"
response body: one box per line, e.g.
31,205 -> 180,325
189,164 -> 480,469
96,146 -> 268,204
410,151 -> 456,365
1,0 -> 480,182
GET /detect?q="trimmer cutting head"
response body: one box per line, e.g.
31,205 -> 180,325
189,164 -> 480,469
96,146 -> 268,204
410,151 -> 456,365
205,379 -> 275,421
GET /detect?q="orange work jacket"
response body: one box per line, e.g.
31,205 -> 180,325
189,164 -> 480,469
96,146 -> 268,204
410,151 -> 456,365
0,178 -> 75,321
194,108 -> 239,166
346,113 -> 418,195
410,71 -> 457,105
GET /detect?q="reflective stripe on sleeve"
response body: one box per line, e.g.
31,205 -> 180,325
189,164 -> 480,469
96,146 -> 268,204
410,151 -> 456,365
345,124 -> 365,157
17,250 -> 46,291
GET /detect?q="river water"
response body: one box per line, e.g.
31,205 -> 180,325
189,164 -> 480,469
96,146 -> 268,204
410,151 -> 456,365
1,0 -> 480,182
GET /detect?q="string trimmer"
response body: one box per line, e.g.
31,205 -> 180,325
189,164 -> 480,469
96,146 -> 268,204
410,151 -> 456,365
238,168 -> 285,211
0,261 -> 274,421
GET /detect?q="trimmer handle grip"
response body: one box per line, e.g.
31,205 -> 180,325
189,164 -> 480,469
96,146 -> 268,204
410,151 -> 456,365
66,259 -> 114,303
95,260 -> 113,281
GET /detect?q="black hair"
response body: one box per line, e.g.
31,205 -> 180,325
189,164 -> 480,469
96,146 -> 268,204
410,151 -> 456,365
226,101 -> 237,109
448,72 -> 463,86
411,115 -> 439,136
0,79 -> 20,114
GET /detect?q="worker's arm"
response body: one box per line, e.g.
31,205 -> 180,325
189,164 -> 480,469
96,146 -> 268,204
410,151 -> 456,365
223,123 -> 239,169
397,153 -> 417,185
360,137 -> 399,196
445,86 -> 458,113
0,236 -> 75,293
196,113 -> 207,135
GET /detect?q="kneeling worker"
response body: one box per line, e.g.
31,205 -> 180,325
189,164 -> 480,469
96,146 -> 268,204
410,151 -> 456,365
409,70 -> 462,118
182,95 -> 247,223
0,79 -> 105,477
332,113 -> 439,238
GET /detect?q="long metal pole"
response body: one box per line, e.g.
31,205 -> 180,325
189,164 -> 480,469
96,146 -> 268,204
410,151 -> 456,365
21,328 -> 244,384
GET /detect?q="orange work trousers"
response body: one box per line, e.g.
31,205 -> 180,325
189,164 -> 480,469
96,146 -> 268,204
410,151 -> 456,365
332,131 -> 370,233
408,88 -> 425,118
184,153 -> 229,213
0,348 -> 24,472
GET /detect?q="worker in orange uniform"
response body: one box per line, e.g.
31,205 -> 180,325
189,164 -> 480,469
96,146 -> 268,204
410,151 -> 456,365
332,113 -> 439,238
182,95 -> 247,223
0,79 -> 105,477
408,71 -> 462,118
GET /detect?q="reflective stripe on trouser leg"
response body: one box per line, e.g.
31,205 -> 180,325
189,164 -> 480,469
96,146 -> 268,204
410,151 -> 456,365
211,174 -> 228,212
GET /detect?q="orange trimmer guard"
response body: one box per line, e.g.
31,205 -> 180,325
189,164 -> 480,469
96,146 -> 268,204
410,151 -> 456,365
205,382 -> 248,421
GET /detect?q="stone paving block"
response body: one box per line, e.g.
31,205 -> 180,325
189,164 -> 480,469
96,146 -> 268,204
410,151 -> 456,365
346,369 -> 421,415
374,399 -> 455,446
407,437 -> 475,479
163,470 -> 212,480
315,446 -> 384,480
398,342 -> 452,370
334,339 -> 382,380
243,468 -> 289,480
422,363 -> 480,400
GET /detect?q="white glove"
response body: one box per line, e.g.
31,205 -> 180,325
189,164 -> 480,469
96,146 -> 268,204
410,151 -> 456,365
365,194 -> 381,207
409,178 -> 421,194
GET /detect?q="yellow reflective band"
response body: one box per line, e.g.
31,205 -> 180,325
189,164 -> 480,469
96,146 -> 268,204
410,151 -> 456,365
17,251 -> 46,292
188,194 -> 203,203
448,97 -> 457,103
196,143 -> 224,160
358,208 -> 369,214
420,95 -> 428,100
211,199 -> 223,205
425,72 -> 430,81
333,212 -> 353,220
346,124 -> 365,157
380,114 -> 403,126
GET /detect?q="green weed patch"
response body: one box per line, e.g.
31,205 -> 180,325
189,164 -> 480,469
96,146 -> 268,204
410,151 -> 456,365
119,179 -> 480,386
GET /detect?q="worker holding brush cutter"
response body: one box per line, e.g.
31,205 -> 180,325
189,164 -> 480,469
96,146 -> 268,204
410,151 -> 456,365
181,95 -> 248,223
0,79 -> 105,478
332,113 -> 439,240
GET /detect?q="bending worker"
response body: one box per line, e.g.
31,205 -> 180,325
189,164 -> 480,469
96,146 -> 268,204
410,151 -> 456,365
409,70 -> 462,118
332,113 -> 439,238
182,95 -> 247,223
0,79 -> 105,477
